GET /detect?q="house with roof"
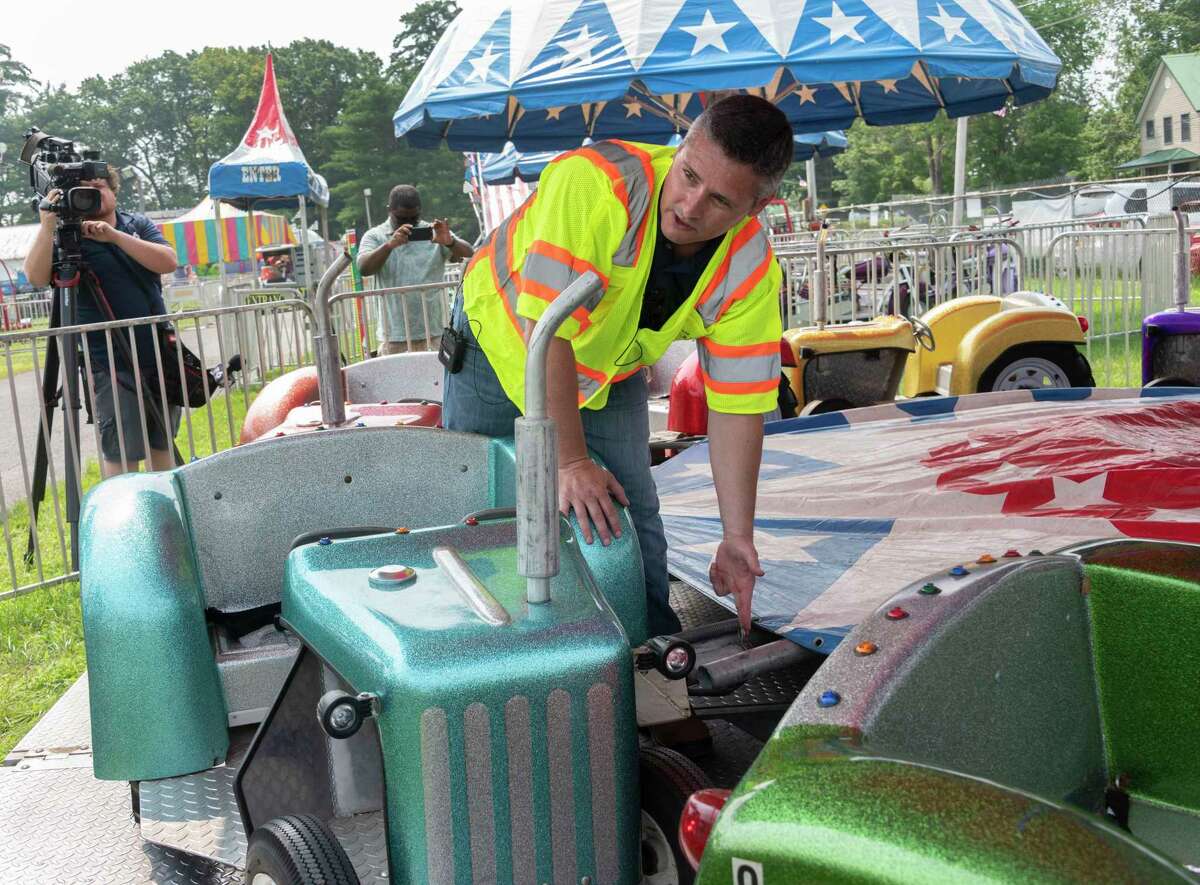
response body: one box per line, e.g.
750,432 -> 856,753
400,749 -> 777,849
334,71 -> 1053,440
1118,53 -> 1200,177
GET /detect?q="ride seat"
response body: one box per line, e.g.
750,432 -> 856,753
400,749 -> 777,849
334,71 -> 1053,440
783,316 -> 915,408
343,351 -> 444,403
1085,563 -> 1200,859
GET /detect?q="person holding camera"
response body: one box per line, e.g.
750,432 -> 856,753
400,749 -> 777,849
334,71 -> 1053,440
357,185 -> 473,355
24,166 -> 180,477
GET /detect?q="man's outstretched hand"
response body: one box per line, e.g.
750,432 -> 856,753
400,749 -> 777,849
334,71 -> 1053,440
709,535 -> 763,636
559,457 -> 628,546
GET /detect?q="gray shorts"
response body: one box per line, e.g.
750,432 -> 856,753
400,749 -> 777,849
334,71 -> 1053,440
91,370 -> 180,462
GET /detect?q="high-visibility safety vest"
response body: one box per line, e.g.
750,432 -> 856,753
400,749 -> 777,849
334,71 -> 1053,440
461,140 -> 783,415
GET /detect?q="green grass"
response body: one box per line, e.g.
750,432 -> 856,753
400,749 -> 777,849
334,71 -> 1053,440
0,388 -> 258,755
0,579 -> 86,754
1019,273 -> 1200,386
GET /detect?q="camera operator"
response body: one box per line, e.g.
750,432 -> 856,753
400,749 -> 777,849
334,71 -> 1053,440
357,184 -> 473,355
24,166 -> 180,477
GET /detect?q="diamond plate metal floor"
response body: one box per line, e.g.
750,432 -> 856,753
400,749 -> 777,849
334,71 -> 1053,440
3,676 -> 392,883
0,765 -> 242,885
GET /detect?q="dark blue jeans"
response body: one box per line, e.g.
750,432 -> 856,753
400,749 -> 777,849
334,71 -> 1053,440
442,303 -> 681,636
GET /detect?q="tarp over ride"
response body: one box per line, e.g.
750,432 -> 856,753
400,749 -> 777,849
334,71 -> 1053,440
654,389 -> 1200,650
158,197 -> 295,267
207,52 -> 330,293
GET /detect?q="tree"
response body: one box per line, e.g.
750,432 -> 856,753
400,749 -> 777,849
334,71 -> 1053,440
832,119 -> 955,204
0,43 -> 33,116
389,1 -> 460,82
324,71 -> 477,240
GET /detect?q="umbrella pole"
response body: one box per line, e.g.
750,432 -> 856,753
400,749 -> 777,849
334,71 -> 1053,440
805,158 -> 818,223
319,205 -> 332,273
214,198 -> 228,295
952,116 -> 968,227
299,196 -> 314,298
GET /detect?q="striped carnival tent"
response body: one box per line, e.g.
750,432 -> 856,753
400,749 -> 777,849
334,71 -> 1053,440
158,197 -> 295,267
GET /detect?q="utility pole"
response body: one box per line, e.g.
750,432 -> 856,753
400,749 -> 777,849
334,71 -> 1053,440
363,187 -> 373,229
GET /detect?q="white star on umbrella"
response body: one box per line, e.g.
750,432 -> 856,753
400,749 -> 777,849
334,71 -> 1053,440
623,99 -> 644,117
681,10 -> 736,55
877,79 -> 899,93
929,4 -> 971,43
467,42 -> 501,82
815,2 -> 867,44
687,528 -> 829,563
796,83 -> 818,104
557,25 -> 605,68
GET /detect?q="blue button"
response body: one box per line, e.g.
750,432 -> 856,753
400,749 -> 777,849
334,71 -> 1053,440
950,565 -> 969,577
818,690 -> 841,708
318,536 -> 332,546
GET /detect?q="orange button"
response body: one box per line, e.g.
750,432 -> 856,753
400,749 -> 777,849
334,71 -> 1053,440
977,553 -> 996,564
854,641 -> 878,656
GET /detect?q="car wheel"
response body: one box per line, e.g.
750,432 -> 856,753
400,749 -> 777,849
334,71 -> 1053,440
640,745 -> 712,885
977,344 -> 1094,392
243,815 -> 360,885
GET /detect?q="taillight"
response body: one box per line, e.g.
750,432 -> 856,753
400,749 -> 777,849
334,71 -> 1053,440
779,338 -> 797,368
1077,315 -> 1089,333
679,787 -> 731,870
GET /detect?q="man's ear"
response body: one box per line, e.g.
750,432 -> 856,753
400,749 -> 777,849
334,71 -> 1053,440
748,192 -> 776,219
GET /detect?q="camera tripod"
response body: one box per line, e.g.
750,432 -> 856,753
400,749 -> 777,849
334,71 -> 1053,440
25,233 -> 182,569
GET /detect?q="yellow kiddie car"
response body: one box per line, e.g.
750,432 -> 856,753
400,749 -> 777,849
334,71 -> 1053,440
782,292 -> 1093,414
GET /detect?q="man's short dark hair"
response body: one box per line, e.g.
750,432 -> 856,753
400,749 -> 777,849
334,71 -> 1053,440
685,94 -> 794,199
389,184 -> 420,210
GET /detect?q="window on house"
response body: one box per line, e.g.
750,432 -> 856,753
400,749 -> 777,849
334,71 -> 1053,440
1164,116 -> 1174,144
1147,119 -> 1155,139
1183,113 -> 1192,142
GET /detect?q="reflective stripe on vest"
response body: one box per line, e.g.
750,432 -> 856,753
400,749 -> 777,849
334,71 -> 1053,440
576,141 -> 654,267
698,338 -> 780,395
696,219 -> 773,326
479,191 -> 538,332
522,241 -> 608,335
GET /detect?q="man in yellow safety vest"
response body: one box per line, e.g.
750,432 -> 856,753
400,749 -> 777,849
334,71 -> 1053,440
442,95 -> 792,638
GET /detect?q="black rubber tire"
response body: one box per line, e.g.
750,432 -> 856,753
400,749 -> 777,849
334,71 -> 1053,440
640,745 -> 713,885
976,344 -> 1095,392
243,815 -> 360,885
1144,376 -> 1196,388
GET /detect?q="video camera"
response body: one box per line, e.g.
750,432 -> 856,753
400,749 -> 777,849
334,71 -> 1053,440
21,127 -> 108,220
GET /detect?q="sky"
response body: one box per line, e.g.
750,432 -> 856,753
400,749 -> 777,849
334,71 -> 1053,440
4,2 -> 418,91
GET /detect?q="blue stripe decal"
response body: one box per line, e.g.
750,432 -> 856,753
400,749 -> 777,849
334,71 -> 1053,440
765,411 -> 852,435
1141,386 -> 1200,398
896,396 -> 960,419
1031,387 -> 1094,401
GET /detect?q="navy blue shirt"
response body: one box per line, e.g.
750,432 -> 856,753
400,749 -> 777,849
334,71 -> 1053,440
77,210 -> 170,372
638,225 -> 721,332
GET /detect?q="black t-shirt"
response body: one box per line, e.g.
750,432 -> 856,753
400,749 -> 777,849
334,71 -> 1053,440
638,225 -> 721,332
76,210 -> 170,372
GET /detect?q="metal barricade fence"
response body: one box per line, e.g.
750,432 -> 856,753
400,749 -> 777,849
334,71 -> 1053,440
1044,226 -> 1182,387
328,280 -> 459,365
0,297 -> 53,332
777,236 -> 1024,327
0,297 -> 314,600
